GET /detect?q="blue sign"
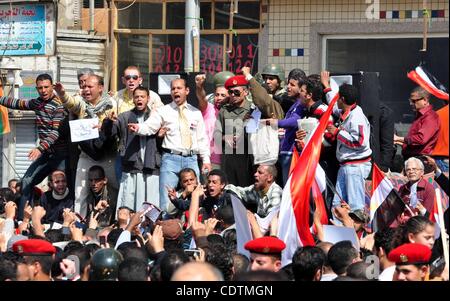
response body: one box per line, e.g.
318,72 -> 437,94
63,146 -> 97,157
0,4 -> 46,55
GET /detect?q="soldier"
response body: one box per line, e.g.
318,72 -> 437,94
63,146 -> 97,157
12,239 -> 56,281
89,248 -> 124,281
389,243 -> 432,281
244,236 -> 286,272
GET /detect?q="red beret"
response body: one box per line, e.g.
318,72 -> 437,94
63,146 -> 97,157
244,236 -> 286,254
12,239 -> 56,256
224,75 -> 249,89
388,243 -> 431,266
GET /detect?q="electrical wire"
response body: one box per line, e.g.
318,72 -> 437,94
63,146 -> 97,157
116,0 -> 137,11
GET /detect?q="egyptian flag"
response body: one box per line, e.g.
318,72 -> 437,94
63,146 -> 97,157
277,92 -> 339,266
0,86 -> 11,135
407,66 -> 449,101
370,164 -> 406,232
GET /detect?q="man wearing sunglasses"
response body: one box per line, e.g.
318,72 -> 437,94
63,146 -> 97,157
114,66 -> 163,114
394,87 -> 440,160
214,75 -> 255,187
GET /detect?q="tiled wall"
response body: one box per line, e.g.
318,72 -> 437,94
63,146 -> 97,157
264,0 -> 449,76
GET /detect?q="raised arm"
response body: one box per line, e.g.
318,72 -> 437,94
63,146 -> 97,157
195,74 -> 208,113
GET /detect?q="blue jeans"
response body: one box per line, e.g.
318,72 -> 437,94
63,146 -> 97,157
279,152 -> 293,187
332,161 -> 372,212
18,151 -> 67,220
159,153 -> 200,211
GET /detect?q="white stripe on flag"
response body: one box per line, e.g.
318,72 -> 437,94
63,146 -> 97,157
416,67 -> 440,90
230,194 -> 252,259
315,164 -> 326,193
277,177 -> 302,267
369,177 -> 394,222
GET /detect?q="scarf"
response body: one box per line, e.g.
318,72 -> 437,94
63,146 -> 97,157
85,95 -> 113,118
52,188 -> 69,200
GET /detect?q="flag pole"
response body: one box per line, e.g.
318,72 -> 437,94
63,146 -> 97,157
435,188 -> 449,276
420,0 -> 429,65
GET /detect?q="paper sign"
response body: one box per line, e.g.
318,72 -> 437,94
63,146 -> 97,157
231,194 -> 252,259
323,225 -> 360,250
69,118 -> 99,142
331,75 -> 353,87
245,107 -> 261,134
298,117 -> 318,145
158,74 -> 181,95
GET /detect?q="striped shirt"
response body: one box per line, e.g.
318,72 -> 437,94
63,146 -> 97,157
0,95 -> 68,153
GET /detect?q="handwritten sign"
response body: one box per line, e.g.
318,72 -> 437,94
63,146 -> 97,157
69,118 -> 99,142
0,3 -> 54,55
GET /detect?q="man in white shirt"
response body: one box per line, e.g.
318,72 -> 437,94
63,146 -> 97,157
129,78 -> 211,211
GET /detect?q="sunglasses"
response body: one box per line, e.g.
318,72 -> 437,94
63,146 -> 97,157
228,89 -> 241,96
125,75 -> 139,81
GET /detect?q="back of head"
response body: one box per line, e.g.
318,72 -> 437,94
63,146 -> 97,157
339,83 -> 359,106
374,228 -> 396,256
328,241 -> 359,275
89,248 -> 123,281
234,270 -> 289,281
292,246 -> 326,281
116,242 -> 148,262
232,253 -> 250,278
171,262 -> 224,281
118,258 -> 149,281
160,250 -> 189,281
0,257 -> 17,281
346,262 -> 375,281
206,243 -> 234,281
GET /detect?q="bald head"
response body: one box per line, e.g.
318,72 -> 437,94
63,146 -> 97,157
171,262 -> 224,281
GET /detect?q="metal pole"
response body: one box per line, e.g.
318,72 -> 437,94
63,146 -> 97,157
184,0 -> 200,73
89,0 -> 95,32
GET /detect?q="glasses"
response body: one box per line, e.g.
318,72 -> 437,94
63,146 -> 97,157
409,97 -> 423,103
228,89 -> 241,96
124,75 -> 139,81
405,168 -> 423,172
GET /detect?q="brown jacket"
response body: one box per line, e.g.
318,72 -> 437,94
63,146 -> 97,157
247,78 -> 284,120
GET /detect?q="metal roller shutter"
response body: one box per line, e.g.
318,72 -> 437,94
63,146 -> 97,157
14,120 -> 37,178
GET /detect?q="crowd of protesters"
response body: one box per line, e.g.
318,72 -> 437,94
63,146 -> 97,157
0,63 -> 448,282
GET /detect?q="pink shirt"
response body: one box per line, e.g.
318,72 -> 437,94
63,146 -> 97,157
202,102 -> 220,165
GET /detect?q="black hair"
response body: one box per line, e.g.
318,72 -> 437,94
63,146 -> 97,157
88,165 -> 106,179
36,73 -> 53,84
292,246 -> 326,281
339,83 -> 359,106
118,258 -> 149,281
280,263 -> 295,281
304,78 -> 324,102
222,228 -> 237,254
328,240 -> 359,275
45,229 -> 64,243
159,250 -> 189,281
116,242 -> 148,262
346,262 -> 376,281
374,228 -> 396,256
288,68 -> 307,82
392,216 -> 435,249
64,245 -> 91,276
216,205 -> 235,227
206,243 -> 234,281
0,257 -> 17,281
25,255 -> 54,276
133,86 -> 149,96
179,168 -> 197,178
0,187 -> 15,202
232,253 -> 250,279
208,169 -> 228,185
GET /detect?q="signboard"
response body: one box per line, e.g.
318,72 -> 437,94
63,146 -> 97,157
0,3 -> 55,55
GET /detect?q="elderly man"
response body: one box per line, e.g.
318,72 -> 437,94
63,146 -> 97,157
225,164 -> 282,218
389,243 -> 432,281
395,157 -> 435,226
128,78 -> 210,211
394,87 -> 440,160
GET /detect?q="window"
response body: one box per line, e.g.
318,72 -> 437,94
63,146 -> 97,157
152,35 -> 185,73
166,2 -> 185,29
214,1 -> 260,29
118,2 -> 162,29
325,36 -> 449,123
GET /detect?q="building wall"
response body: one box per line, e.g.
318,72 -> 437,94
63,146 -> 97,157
265,0 -> 449,75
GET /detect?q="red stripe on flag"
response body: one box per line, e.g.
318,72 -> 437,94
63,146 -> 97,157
407,70 -> 449,101
371,163 -> 385,195
289,92 -> 339,246
289,147 -> 300,177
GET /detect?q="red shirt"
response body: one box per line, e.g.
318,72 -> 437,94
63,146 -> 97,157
402,105 -> 440,158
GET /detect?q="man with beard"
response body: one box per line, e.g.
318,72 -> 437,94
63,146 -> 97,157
128,78 -> 210,211
103,86 -> 161,212
40,170 -> 74,224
